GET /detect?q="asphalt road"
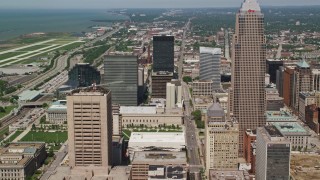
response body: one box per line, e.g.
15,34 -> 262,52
178,19 -> 190,79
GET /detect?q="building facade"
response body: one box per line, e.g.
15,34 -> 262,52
67,86 -> 112,173
131,151 -> 187,180
256,126 -> 291,180
192,81 -> 213,97
199,47 -> 221,90
243,129 -> 256,174
151,71 -> 173,98
46,100 -> 67,124
231,0 -> 266,155
104,55 -> 138,106
153,36 -> 174,72
68,63 -> 101,88
0,142 -> 46,180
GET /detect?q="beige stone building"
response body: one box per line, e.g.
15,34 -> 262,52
205,103 -> 239,173
192,80 -> 213,97
0,142 -> 46,180
120,106 -> 183,128
67,86 -> 112,177
231,0 -> 266,155
131,151 -> 187,180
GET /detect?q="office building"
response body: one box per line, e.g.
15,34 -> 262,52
120,106 -> 183,128
0,142 -> 46,179
266,59 -> 283,84
276,66 -> 285,97
199,47 -> 221,90
104,55 -> 138,106
131,151 -> 187,180
151,71 -> 173,98
209,170 -> 250,180
256,126 -> 291,180
138,66 -> 145,103
46,100 -> 67,124
305,104 -> 320,134
243,129 -> 256,174
153,36 -> 174,72
112,104 -> 121,136
166,80 -> 182,108
271,122 -> 310,149
266,110 -> 296,123
298,92 -> 316,122
67,86 -> 112,175
283,66 -> 295,107
128,132 -> 185,161
192,81 -> 213,97
68,63 -> 101,88
231,0 -> 266,155
312,69 -> 320,91
293,60 -> 312,110
206,103 -> 225,122
265,88 -> 284,111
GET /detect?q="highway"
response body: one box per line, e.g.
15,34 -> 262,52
276,32 -> 285,59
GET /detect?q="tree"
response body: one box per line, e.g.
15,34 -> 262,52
40,116 -> 46,124
48,148 -> 54,157
191,110 -> 202,121
0,106 -> 5,113
183,76 -> 192,83
42,103 -> 49,108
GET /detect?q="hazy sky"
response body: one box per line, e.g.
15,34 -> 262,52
2,0 -> 320,9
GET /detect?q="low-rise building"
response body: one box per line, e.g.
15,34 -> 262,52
266,110 -> 297,123
271,122 -> 310,149
120,106 -> 183,128
265,88 -> 284,111
18,90 -> 43,103
46,100 -> 67,124
128,132 -> 185,161
0,142 -> 46,179
131,151 -> 187,180
209,170 -> 250,180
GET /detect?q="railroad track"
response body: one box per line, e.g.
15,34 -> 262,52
0,108 -> 31,132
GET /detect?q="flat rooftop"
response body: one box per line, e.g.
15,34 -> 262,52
120,106 -> 156,114
129,132 -> 185,144
266,111 -> 296,121
132,151 -> 186,164
271,122 -> 309,135
19,90 -> 42,101
47,100 -> 67,112
265,125 -> 284,137
209,170 -> 248,180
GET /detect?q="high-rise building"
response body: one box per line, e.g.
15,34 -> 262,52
68,63 -> 101,88
312,69 -> 320,91
153,36 -> 174,72
205,103 -> 238,172
151,71 -> 173,98
243,129 -> 256,174
256,126 -> 291,180
276,66 -> 285,97
231,0 -> 266,155
283,66 -> 295,107
199,47 -> 221,90
104,55 -> 138,106
266,59 -> 283,84
67,86 -> 112,175
166,80 -> 182,108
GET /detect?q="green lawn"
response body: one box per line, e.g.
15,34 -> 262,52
20,131 -> 68,143
55,42 -> 84,52
0,105 -> 16,119
0,127 -> 9,141
0,52 -> 25,60
7,130 -> 23,142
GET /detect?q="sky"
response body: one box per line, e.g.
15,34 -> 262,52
1,0 -> 320,9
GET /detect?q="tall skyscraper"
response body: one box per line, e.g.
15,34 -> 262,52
256,126 -> 291,180
231,0 -> 266,155
68,63 -> 101,88
67,86 -> 112,175
199,47 -> 221,90
104,55 -> 138,106
153,35 -> 174,72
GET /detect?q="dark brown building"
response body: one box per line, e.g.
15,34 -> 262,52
151,71 -> 173,98
283,66 -> 295,107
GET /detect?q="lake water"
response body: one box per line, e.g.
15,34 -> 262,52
0,9 -> 129,41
